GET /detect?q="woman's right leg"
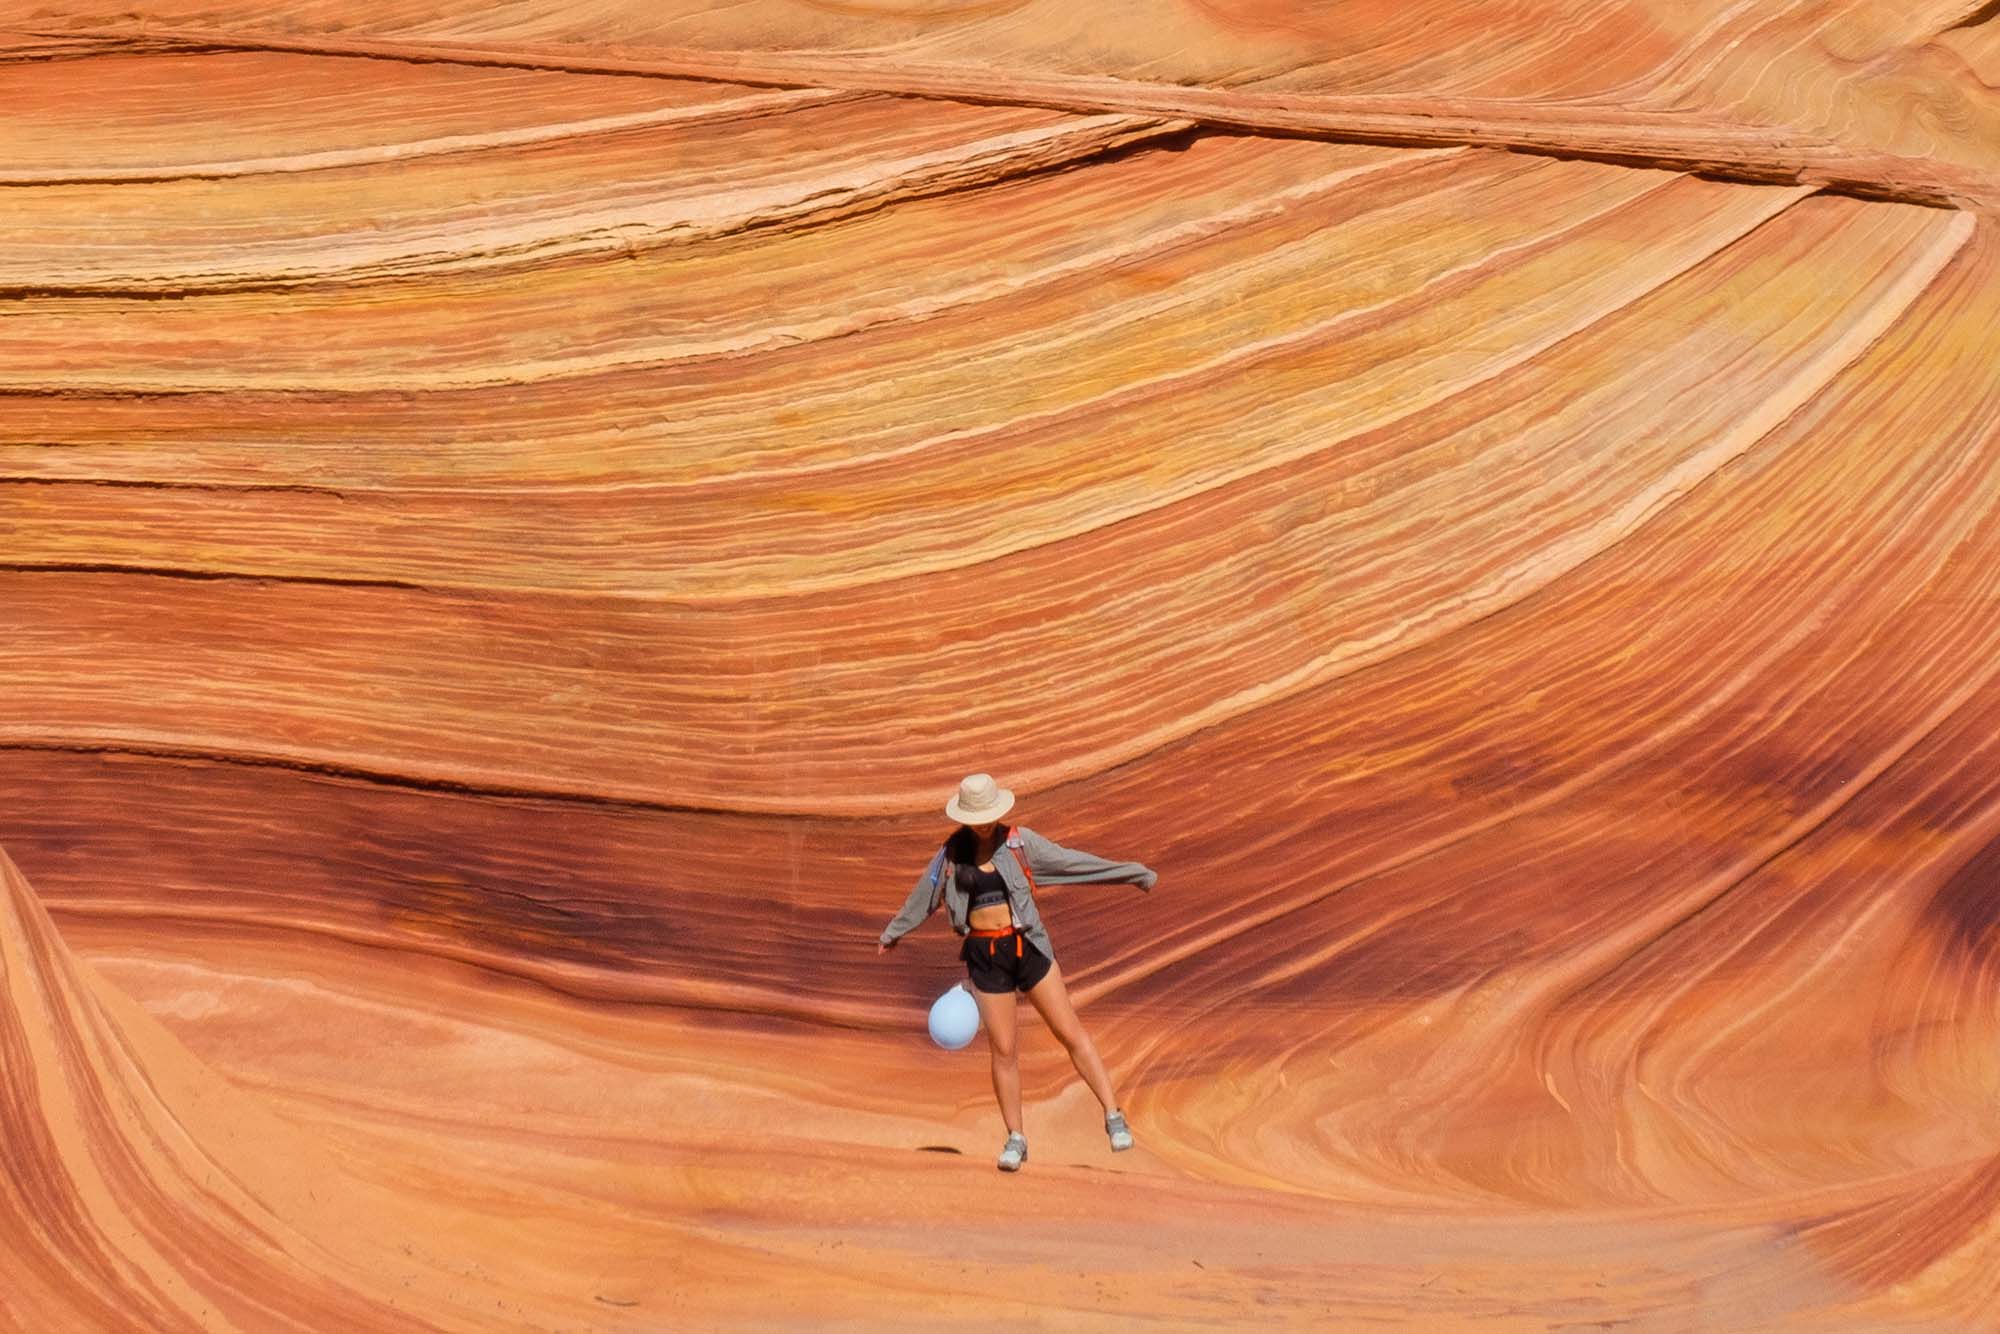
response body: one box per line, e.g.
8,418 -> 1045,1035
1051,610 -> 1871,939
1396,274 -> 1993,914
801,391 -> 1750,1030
969,983 -> 1021,1134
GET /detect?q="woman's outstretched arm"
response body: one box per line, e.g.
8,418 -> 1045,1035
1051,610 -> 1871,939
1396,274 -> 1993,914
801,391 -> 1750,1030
878,846 -> 948,946
1016,827 -> 1158,890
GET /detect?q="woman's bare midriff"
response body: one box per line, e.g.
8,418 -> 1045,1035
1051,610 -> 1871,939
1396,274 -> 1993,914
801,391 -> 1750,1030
967,903 -> 1014,930
967,859 -> 1013,930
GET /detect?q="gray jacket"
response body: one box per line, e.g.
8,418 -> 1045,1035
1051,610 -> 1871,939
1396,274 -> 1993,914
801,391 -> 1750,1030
878,824 -> 1156,964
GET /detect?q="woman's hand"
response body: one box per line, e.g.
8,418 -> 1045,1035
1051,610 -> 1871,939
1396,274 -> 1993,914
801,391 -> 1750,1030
877,938 -> 897,953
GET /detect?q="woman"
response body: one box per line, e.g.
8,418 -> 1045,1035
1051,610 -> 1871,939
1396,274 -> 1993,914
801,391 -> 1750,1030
877,772 -> 1159,1172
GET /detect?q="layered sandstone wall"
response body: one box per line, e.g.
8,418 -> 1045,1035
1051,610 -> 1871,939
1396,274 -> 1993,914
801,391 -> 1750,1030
2,5 -> 1998,1328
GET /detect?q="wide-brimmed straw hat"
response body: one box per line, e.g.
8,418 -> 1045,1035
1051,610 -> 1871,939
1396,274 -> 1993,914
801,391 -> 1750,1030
945,772 -> 1015,825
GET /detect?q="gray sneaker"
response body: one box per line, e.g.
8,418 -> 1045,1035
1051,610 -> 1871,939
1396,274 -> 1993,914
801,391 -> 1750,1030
997,1132 -> 1028,1171
1105,1109 -> 1134,1152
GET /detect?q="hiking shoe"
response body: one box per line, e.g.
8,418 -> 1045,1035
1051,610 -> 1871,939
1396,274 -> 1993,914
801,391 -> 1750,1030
996,1132 -> 1028,1172
1106,1109 -> 1134,1152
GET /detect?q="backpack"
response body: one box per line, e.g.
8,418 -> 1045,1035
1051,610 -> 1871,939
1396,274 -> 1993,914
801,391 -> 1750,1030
929,825 -> 1040,903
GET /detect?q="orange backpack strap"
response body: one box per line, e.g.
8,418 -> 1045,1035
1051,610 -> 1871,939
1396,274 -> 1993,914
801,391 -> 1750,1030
1005,826 -> 1038,894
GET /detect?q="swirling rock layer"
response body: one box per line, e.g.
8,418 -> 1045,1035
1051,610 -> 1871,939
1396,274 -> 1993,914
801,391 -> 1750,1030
3,4 -> 1999,1329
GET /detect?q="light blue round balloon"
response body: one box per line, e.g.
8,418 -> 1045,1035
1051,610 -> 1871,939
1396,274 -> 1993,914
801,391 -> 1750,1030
928,983 -> 980,1050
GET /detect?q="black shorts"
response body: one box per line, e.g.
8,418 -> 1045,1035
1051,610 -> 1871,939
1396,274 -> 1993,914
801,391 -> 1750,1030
960,928 -> 1052,994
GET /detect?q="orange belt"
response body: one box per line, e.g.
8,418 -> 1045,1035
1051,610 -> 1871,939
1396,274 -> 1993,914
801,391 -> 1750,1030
967,926 -> 1023,958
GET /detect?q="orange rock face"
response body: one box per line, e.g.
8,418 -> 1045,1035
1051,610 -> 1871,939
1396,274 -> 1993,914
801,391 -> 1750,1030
3,5 -> 1999,1329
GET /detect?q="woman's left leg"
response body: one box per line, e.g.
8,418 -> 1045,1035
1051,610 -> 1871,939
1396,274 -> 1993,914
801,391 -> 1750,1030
1024,960 -> 1119,1111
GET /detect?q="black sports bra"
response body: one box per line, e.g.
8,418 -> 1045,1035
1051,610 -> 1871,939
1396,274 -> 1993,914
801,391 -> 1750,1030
967,864 -> 1009,911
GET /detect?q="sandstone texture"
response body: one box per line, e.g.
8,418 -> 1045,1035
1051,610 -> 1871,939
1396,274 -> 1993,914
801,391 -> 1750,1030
3,4 -> 1999,1329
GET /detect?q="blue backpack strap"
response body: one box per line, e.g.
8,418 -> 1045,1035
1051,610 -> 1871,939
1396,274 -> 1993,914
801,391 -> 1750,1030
927,842 -> 948,908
